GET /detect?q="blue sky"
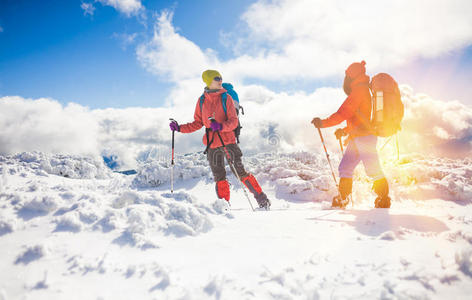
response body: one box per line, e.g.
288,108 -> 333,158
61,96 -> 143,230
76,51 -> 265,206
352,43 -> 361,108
0,0 -> 253,108
1,0 -> 472,108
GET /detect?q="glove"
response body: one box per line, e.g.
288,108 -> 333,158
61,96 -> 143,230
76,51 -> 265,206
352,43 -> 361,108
210,120 -> 223,132
335,128 -> 346,140
311,117 -> 323,128
169,120 -> 180,132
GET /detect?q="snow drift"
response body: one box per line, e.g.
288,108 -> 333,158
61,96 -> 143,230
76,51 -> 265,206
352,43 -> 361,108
1,151 -> 471,299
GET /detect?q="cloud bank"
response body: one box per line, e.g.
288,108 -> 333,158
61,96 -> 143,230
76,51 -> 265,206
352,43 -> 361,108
1,85 -> 471,169
400,86 -> 472,158
0,97 -> 99,157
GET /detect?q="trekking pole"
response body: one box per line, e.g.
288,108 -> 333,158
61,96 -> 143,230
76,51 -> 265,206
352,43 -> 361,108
316,127 -> 338,186
337,136 -> 344,154
170,118 -> 176,193
209,117 -> 255,211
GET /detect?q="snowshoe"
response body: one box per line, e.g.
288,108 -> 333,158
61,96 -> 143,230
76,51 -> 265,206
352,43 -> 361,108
375,196 -> 391,208
331,195 -> 349,209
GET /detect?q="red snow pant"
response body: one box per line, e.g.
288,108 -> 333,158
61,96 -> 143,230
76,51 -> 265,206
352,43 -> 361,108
207,143 -> 265,203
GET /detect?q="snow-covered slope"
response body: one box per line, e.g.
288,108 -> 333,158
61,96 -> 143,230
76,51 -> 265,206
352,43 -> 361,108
1,152 -> 471,299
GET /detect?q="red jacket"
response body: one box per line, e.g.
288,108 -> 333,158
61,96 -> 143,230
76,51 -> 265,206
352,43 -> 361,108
180,89 -> 238,148
322,75 -> 373,136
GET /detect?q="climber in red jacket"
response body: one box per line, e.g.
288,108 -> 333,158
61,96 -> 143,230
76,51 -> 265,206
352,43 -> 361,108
169,70 -> 270,209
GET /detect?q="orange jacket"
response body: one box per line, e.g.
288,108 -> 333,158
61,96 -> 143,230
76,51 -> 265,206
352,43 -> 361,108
180,89 -> 238,148
322,75 -> 373,136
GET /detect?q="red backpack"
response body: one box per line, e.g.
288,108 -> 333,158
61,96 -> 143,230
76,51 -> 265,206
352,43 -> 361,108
370,73 -> 404,137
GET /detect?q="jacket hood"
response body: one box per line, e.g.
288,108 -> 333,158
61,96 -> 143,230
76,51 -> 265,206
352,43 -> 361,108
344,74 -> 370,95
350,74 -> 370,90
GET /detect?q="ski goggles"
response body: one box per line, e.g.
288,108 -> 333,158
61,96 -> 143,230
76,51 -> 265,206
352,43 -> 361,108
213,76 -> 222,82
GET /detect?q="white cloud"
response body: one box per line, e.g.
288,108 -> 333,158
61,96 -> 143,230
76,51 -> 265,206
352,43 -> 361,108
112,32 -> 138,50
232,0 -> 472,80
399,86 -> 472,157
98,0 -> 143,16
1,84 -> 470,169
91,106 -> 197,168
137,1 -> 472,83
137,11 -> 219,82
81,2 -> 95,16
0,97 -> 100,157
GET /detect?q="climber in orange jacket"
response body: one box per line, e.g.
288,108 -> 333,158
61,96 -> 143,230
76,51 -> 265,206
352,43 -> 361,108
312,61 -> 391,208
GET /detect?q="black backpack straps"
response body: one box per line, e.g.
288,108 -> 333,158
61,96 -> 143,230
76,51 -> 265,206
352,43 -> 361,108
203,128 -> 215,155
200,92 -> 230,153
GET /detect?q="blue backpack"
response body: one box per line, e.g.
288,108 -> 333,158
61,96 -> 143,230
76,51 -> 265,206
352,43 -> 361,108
199,83 -> 244,143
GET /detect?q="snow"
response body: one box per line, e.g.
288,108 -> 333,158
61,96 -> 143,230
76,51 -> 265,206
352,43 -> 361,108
132,152 -> 211,188
15,244 -> 47,265
0,151 -> 471,299
456,247 -> 472,278
1,152 -> 111,179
